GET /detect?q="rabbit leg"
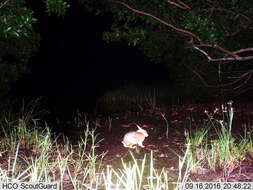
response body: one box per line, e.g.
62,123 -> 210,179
122,141 -> 130,148
138,142 -> 145,147
122,141 -> 136,148
122,141 -> 126,147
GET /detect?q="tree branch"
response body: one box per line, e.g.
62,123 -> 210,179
233,48 -> 253,55
187,65 -> 253,90
192,45 -> 253,62
120,1 -> 253,62
120,1 -> 201,42
214,44 -> 240,58
0,0 -> 10,9
165,0 -> 191,10
192,46 -> 213,61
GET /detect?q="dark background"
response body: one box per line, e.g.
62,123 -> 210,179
11,2 -> 171,119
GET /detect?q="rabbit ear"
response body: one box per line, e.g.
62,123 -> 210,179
136,124 -> 142,130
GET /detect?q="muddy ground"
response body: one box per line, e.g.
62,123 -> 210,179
62,102 -> 253,182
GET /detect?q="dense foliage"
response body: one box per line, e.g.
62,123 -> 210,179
1,0 -> 253,98
0,0 -> 69,97
81,0 -> 253,95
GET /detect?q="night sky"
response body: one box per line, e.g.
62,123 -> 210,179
11,2 -> 170,118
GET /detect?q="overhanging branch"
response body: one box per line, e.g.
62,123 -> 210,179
165,0 -> 191,10
192,45 -> 253,62
120,1 -> 201,42
118,1 -> 253,92
0,0 -> 10,9
187,65 -> 253,90
119,1 -> 253,62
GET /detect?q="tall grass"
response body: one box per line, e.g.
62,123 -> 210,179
185,101 -> 253,175
1,99 -> 252,189
0,114 -> 191,189
0,119 -> 180,189
184,127 -> 209,172
97,84 -> 169,113
0,100 -> 106,188
102,151 -> 177,190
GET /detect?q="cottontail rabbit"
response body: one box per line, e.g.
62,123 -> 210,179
122,125 -> 148,148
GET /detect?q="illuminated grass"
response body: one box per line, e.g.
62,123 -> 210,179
0,100 -> 252,189
184,102 -> 253,175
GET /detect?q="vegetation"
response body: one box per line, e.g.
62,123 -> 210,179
81,0 -> 253,95
2,0 -> 253,98
0,100 -> 252,188
0,0 -> 69,97
1,0 -> 253,187
97,83 -> 216,114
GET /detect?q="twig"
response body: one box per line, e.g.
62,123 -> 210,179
120,1 -> 253,62
120,1 -> 201,42
192,45 -> 253,62
188,65 -> 253,90
192,46 -> 213,61
0,0 -> 10,9
233,48 -> 253,55
166,0 -> 191,10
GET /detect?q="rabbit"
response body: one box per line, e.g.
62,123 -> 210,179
122,125 -> 148,148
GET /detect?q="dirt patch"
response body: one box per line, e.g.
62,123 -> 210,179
60,102 -> 253,182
